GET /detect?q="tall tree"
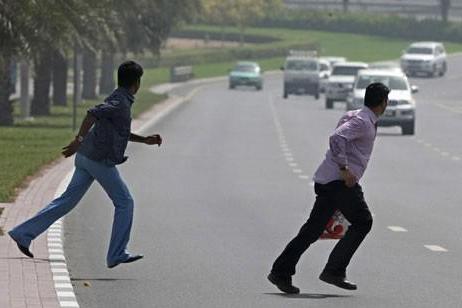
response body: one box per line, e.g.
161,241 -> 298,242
343,0 -> 349,13
440,0 -> 451,23
98,0 -> 202,92
31,49 -> 53,116
0,0 -> 114,124
82,47 -> 98,99
52,49 -> 68,106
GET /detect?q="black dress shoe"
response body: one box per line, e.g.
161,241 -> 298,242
267,272 -> 300,294
9,232 -> 34,258
108,254 -> 143,269
319,272 -> 357,290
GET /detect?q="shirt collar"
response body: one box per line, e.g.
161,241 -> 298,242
362,107 -> 378,125
115,87 -> 135,105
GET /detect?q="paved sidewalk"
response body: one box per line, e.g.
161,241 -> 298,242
0,83 -> 199,307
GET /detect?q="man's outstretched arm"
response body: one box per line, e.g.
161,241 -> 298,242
129,133 -> 162,146
62,114 -> 96,158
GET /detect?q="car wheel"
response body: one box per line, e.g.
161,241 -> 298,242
325,99 -> 333,109
256,85 -> 262,91
314,91 -> 320,100
283,88 -> 288,99
440,62 -> 447,76
402,121 -> 415,135
432,64 -> 438,78
229,83 -> 235,89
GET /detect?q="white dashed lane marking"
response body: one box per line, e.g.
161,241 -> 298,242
387,226 -> 408,232
424,245 -> 448,252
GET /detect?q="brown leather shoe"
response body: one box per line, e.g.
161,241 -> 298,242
267,272 -> 300,294
319,272 -> 357,290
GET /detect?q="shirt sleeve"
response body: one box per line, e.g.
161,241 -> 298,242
87,100 -> 124,120
329,117 -> 366,167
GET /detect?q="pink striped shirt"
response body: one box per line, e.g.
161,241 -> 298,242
313,107 -> 378,184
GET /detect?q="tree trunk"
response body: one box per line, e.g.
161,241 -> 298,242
440,0 -> 450,23
52,50 -> 68,106
82,47 -> 97,99
99,51 -> 115,95
0,53 -> 13,126
343,0 -> 349,13
31,50 -> 52,116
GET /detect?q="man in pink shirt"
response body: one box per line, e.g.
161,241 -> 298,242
268,83 -> 390,294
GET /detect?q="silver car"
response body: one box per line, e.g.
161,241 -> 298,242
325,62 -> 368,109
346,69 -> 418,135
400,42 -> 447,77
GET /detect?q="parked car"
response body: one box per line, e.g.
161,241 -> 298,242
325,62 -> 368,109
282,51 -> 320,99
346,69 -> 418,135
229,61 -> 263,90
400,42 -> 447,77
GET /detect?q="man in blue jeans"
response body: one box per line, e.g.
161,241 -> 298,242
9,60 -> 162,268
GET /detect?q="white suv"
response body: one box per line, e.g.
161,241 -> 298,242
346,69 -> 418,135
325,62 -> 368,109
400,42 -> 447,77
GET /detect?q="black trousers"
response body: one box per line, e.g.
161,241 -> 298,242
271,180 -> 373,277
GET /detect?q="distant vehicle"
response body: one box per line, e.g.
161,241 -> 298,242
318,59 -> 332,93
320,56 -> 347,67
369,62 -> 402,72
282,51 -> 320,99
325,62 -> 368,109
346,69 -> 418,135
229,61 -> 263,90
400,42 -> 447,77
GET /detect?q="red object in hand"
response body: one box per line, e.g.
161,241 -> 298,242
319,210 -> 350,240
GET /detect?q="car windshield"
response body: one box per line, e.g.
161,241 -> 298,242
285,60 -> 318,71
320,63 -> 330,71
234,64 -> 258,72
332,66 -> 364,76
406,47 -> 433,55
356,75 -> 409,90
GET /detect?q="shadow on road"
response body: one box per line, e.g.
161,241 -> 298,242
71,278 -> 137,282
264,292 -> 352,299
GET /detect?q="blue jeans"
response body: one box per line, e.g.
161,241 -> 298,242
9,153 -> 135,266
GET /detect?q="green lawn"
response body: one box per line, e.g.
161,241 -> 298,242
142,24 -> 462,83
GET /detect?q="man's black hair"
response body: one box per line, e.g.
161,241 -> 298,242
118,61 -> 144,88
364,82 -> 390,108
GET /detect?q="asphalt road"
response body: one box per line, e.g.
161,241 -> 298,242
65,55 -> 462,307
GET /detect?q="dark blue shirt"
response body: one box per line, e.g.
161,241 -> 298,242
78,87 -> 134,165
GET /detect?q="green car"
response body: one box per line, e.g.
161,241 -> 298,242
229,61 -> 263,90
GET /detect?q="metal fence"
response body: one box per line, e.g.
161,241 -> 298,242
284,0 -> 462,20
